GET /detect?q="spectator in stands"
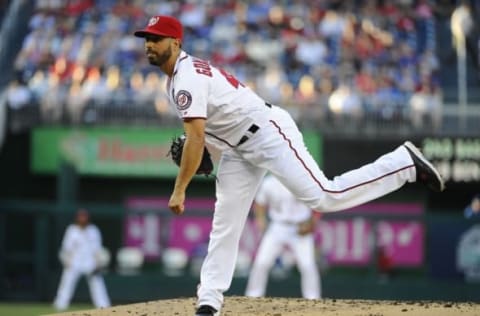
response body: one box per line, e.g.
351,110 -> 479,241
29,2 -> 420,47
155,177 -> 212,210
84,67 -> 111,106
255,62 -> 289,105
355,63 -> 377,96
328,79 -> 363,122
5,78 -> 32,111
179,1 -> 207,31
318,8 -> 347,40
315,75 -> 334,116
5,77 -> 36,132
8,0 -> 441,129
395,65 -> 416,97
378,0 -> 400,24
37,72 -> 65,123
396,6 -> 417,46
418,48 -> 440,76
244,33 -> 284,66
464,194 -> 480,219
372,73 -> 404,121
294,34 -> 328,69
28,70 -> 48,100
36,0 -> 68,11
408,76 -> 442,131
66,82 -> 88,124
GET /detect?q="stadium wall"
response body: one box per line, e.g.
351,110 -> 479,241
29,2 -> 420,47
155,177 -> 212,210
1,130 -> 480,302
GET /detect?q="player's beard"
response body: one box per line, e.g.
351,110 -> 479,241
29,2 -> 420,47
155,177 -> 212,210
147,45 -> 172,67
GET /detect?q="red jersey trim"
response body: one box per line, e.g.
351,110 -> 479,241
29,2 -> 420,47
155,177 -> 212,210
269,120 -> 415,194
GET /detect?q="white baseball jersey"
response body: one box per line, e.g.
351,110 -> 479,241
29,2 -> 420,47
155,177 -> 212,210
167,50 -> 271,151
60,224 -> 102,273
255,175 -> 312,224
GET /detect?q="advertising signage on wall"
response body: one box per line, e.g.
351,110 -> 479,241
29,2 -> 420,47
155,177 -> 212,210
322,136 -> 480,186
31,127 -> 184,177
125,197 -> 424,267
31,127 -> 321,177
421,138 -> 480,183
315,218 -> 424,266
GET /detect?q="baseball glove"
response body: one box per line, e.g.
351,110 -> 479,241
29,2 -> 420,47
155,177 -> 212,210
297,217 -> 315,236
169,135 -> 214,176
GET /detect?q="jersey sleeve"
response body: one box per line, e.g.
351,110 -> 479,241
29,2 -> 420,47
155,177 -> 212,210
172,69 -> 209,120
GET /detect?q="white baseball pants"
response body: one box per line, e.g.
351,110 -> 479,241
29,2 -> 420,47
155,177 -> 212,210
53,268 -> 111,310
245,222 -> 321,299
197,106 -> 416,311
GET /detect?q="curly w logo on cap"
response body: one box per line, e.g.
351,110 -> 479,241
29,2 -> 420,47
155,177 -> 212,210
148,16 -> 159,26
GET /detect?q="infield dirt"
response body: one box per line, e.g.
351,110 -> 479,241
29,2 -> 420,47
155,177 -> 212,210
48,296 -> 480,316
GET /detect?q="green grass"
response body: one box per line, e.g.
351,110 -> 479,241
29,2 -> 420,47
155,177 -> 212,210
0,302 -> 93,316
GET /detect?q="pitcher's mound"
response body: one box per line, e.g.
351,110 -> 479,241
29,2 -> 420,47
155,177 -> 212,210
48,296 -> 479,316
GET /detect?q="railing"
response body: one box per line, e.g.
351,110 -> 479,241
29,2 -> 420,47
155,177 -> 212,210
4,96 -> 480,138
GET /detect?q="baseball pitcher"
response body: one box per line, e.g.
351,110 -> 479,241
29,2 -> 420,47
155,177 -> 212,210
134,15 -> 444,316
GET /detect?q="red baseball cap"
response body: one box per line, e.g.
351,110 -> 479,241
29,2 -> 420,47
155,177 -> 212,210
134,15 -> 183,41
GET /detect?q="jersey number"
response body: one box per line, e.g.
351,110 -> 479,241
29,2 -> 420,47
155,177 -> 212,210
219,68 -> 244,89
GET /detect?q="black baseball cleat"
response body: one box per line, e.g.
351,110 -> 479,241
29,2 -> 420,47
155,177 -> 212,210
195,305 -> 218,316
403,141 -> 445,192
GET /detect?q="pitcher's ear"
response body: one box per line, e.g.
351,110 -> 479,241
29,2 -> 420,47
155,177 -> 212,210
173,38 -> 182,49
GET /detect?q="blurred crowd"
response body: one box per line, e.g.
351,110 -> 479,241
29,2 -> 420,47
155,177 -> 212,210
2,0 -> 477,132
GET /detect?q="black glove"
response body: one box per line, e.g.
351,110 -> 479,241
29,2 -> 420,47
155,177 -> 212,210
169,135 -> 214,176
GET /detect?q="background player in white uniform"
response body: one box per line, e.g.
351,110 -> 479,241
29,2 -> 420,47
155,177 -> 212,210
134,16 -> 445,316
53,209 -> 111,311
245,175 -> 321,299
